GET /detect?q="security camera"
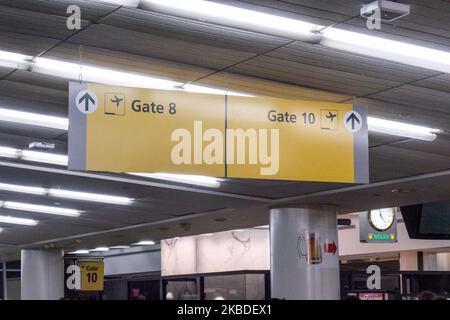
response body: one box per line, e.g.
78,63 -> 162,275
361,0 -> 410,22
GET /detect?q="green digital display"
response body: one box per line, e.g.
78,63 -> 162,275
368,233 -> 396,241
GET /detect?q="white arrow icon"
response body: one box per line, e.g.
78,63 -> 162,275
75,90 -> 98,114
344,111 -> 362,133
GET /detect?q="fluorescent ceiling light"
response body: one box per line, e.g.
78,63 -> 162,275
0,146 -> 68,166
0,108 -> 68,130
21,150 -> 68,166
141,0 -> 321,42
0,181 -> 133,205
31,57 -> 247,96
109,245 -> 130,249
96,0 -> 140,6
0,215 -> 38,226
129,173 -> 221,188
132,240 -> 155,246
123,0 -> 450,73
90,247 -> 109,252
181,84 -> 253,97
320,28 -> 450,74
68,249 -> 89,254
48,189 -> 133,205
0,146 -> 20,159
0,48 -> 248,96
368,117 -> 439,141
2,201 -> 81,217
33,57 -> 180,91
0,50 -> 30,69
0,182 -> 47,195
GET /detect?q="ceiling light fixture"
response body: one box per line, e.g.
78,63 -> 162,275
107,0 -> 450,74
129,173 -> 221,188
2,201 -> 81,217
320,28 -> 450,74
67,249 -> 89,254
0,145 -> 68,165
132,240 -> 155,246
48,189 -> 133,205
89,247 -> 110,252
0,146 -> 20,159
0,107 -> 69,130
0,49 -> 249,96
0,181 -> 133,205
140,0 -> 321,42
109,245 -> 131,249
33,57 -> 181,91
0,182 -> 47,195
368,117 -> 440,141
0,50 -> 30,69
20,150 -> 68,166
0,215 -> 38,226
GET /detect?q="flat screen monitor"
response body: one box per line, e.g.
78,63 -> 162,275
401,202 -> 450,239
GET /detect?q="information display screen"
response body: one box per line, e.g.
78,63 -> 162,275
401,202 -> 450,239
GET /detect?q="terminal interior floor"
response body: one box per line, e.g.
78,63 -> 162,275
0,0 -> 450,300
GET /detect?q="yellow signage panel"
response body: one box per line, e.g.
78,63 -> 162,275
79,260 -> 104,291
69,82 -> 368,183
227,96 -> 358,182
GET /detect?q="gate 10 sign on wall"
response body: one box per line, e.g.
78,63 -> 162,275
65,259 -> 104,291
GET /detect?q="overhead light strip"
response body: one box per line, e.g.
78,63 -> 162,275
48,189 -> 133,205
21,150 -> 68,166
97,0 -> 450,74
67,249 -> 89,254
0,182 -> 133,205
1,201 -> 81,217
140,0 -> 321,42
0,215 -> 38,226
0,107 -> 68,130
0,146 -> 69,166
0,49 -> 250,97
367,117 -> 439,141
0,182 -> 47,195
132,240 -> 155,246
128,173 -> 222,188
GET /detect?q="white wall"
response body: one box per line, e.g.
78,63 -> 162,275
161,229 -> 269,276
104,250 -> 161,276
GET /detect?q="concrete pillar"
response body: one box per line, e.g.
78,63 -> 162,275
21,249 -> 64,300
270,205 -> 339,300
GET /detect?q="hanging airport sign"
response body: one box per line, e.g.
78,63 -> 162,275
65,258 -> 104,292
359,208 -> 398,243
68,82 -> 369,183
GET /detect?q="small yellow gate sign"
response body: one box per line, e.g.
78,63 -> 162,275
79,260 -> 104,291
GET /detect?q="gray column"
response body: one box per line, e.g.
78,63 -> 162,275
270,205 -> 340,300
21,249 -> 64,300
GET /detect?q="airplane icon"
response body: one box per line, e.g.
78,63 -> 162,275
105,93 -> 125,116
325,111 -> 337,122
110,95 -> 124,107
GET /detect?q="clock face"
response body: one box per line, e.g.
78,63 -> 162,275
369,208 -> 395,231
